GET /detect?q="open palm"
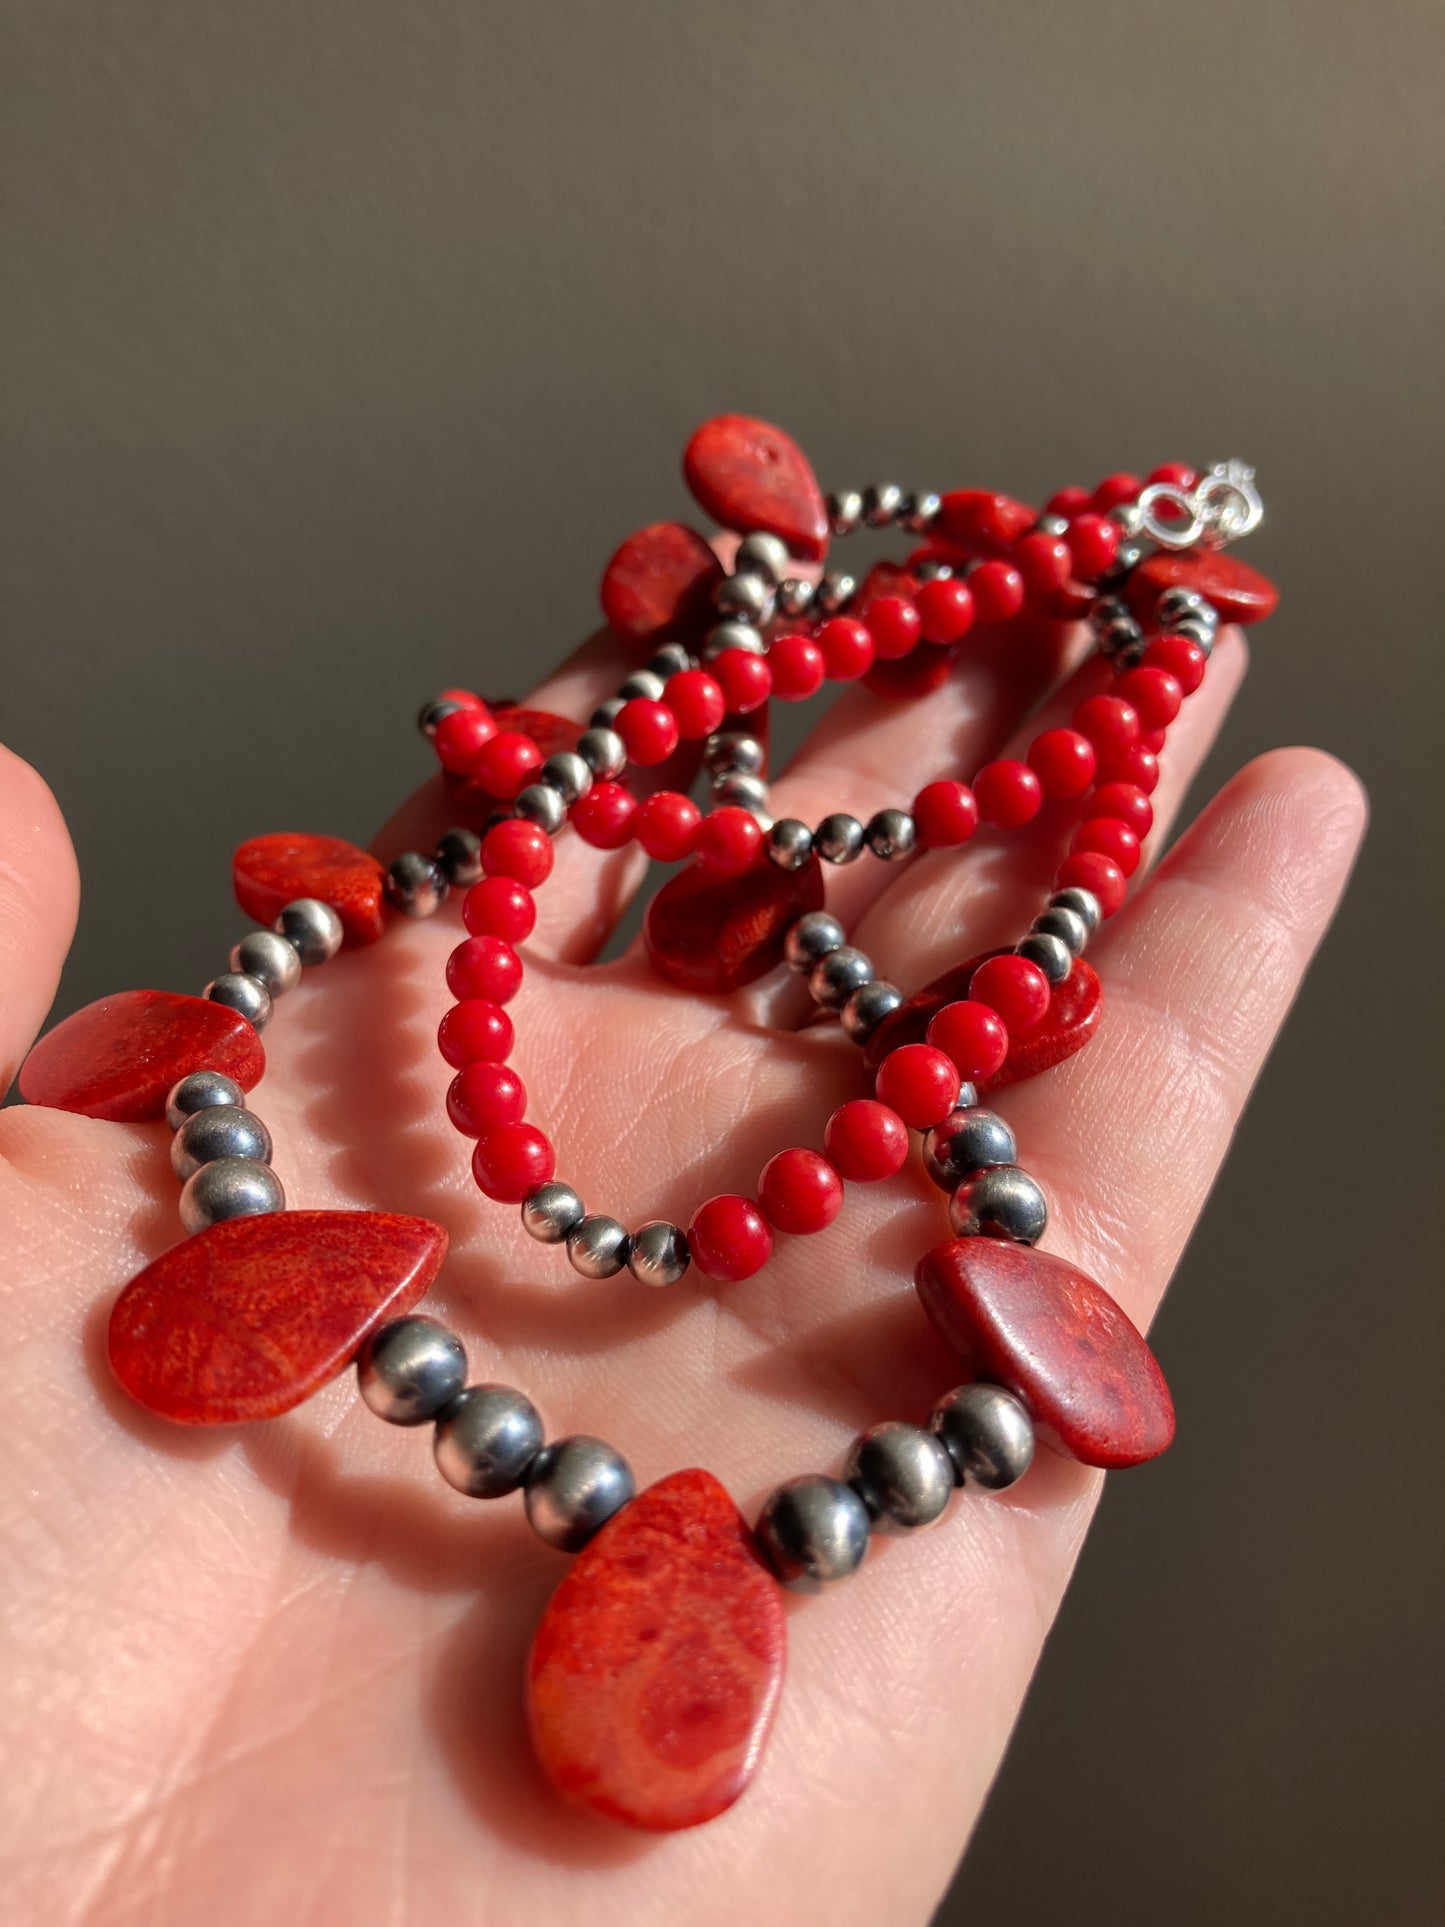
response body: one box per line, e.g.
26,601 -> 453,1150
0,612 -> 1363,1927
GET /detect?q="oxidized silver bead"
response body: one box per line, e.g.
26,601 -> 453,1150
713,571 -> 773,626
712,771 -> 770,816
434,827 -> 484,887
170,1105 -> 272,1181
1173,614 -> 1216,652
521,1181 -> 585,1245
815,570 -> 856,614
164,1070 -> 246,1133
914,556 -> 953,583
539,751 -> 593,806
513,783 -> 567,834
865,809 -> 916,860
767,818 -> 814,870
844,1421 -> 956,1533
815,813 -> 865,864
862,483 -> 905,528
567,1214 -> 630,1279
949,1165 -> 1048,1243
1157,586 -> 1218,632
735,531 -> 792,584
525,1435 -> 635,1551
923,1106 -> 1015,1191
809,945 -> 874,1010
784,910 -> 845,972
1100,616 -> 1146,664
702,620 -> 765,660
754,1475 -> 870,1593
384,852 -> 449,917
229,929 -> 302,998
1106,536 -> 1146,579
590,696 -> 626,729
418,695 -> 463,737
647,641 -> 694,679
274,897 -> 343,964
627,1219 -> 691,1287
434,1384 -> 544,1497
1035,511 -> 1070,537
357,1316 -> 467,1426
1050,886 -> 1101,935
776,577 -> 815,617
827,489 -> 864,537
1016,931 -> 1074,985
576,726 -> 627,780
204,972 -> 273,1030
704,731 -> 765,777
1031,904 -> 1090,955
178,1157 -> 285,1233
902,490 -> 941,533
931,1382 -> 1035,1490
617,668 -> 665,701
840,979 -> 903,1043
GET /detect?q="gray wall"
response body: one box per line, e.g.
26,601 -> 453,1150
4,4 -> 1440,1922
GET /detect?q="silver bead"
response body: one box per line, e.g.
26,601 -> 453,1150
923,1106 -> 1014,1191
711,771 -> 769,816
902,489 -> 941,533
1106,536 -> 1146,578
1050,886 -> 1101,936
576,726 -> 627,780
204,971 -> 273,1030
776,577 -> 815,618
1016,931 -> 1074,985
418,695 -> 463,737
840,979 -> 903,1043
809,945 -> 874,1010
434,827 -> 484,886
914,557 -> 954,584
1173,614 -> 1216,653
617,668 -> 665,701
767,818 -> 814,870
590,696 -> 626,729
164,1070 -> 245,1133
844,1421 -> 956,1533
931,1383 -> 1035,1490
525,1436 -> 635,1551
1089,594 -> 1130,634
1031,904 -> 1090,955
513,783 -> 567,834
735,531 -> 791,584
1157,586 -> 1218,632
647,641 -> 693,678
713,571 -> 772,626
702,620 -> 765,660
1035,511 -> 1070,537
815,813 -> 864,864
228,929 -> 301,999
815,570 -> 856,614
434,1383 -> 545,1497
754,1475 -> 870,1592
384,852 -> 449,917
827,489 -> 864,537
567,1214 -> 630,1279
704,731 -> 765,777
521,1181 -> 585,1245
784,910 -> 845,972
178,1157 -> 285,1233
862,483 -> 905,528
949,1165 -> 1048,1243
357,1315 -> 467,1426
627,1219 -> 691,1287
864,809 -> 916,860
1099,616 -> 1145,665
273,897 -> 343,964
170,1105 -> 272,1181
539,751 -> 593,806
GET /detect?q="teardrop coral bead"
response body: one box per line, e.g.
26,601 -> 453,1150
19,989 -> 265,1122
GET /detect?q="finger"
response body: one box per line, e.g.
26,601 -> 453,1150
0,744 -> 80,1097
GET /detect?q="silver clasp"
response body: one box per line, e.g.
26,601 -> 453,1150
1124,460 -> 1264,551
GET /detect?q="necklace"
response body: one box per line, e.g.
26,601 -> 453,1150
17,415 -> 1277,1833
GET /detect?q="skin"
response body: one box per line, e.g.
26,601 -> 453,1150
0,609 -> 1365,1927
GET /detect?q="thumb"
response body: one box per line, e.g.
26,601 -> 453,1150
0,745 -> 80,1097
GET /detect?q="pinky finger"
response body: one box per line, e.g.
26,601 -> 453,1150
0,745 -> 80,1095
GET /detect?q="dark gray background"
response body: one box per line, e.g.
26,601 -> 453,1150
4,4 -> 1441,1922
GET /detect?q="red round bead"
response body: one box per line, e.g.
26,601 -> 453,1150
615,697 -> 681,767
823,1099 -> 910,1181
446,1061 -> 526,1136
438,687 -> 485,709
1138,725 -> 1168,754
634,790 -> 701,862
912,779 -> 979,848
867,594 -> 922,661
1028,727 -> 1097,800
664,669 -> 727,740
446,935 -> 523,1004
472,1122 -> 555,1203
926,999 -> 1009,1081
817,616 -> 876,681
571,781 -> 638,850
974,759 -> 1043,828
1115,665 -> 1183,730
438,998 -> 514,1068
711,648 -> 772,712
1146,461 -> 1198,490
874,1042 -> 961,1129
433,705 -> 498,773
916,577 -> 976,645
1064,513 -> 1120,580
688,1194 -> 773,1282
758,1148 -> 844,1235
1143,632 -> 1208,696
1074,816 -> 1142,877
1045,485 -> 1092,518
1095,742 -> 1160,793
1056,850 -> 1128,916
1073,693 -> 1142,754
968,953 -> 1051,1036
769,631 -> 826,700
1086,780 -> 1154,837
1091,472 -> 1141,513
463,875 -> 536,943
481,818 -> 554,887
694,807 -> 763,877
968,560 -> 1026,623
472,730 -> 543,800
1014,531 -> 1071,599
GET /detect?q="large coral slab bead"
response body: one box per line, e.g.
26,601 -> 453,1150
528,1468 -> 787,1831
644,851 -> 825,992
683,414 -> 830,563
600,522 -> 724,648
109,1210 -> 448,1423
19,989 -> 265,1122
864,949 -> 1102,1086
232,831 -> 387,947
915,1238 -> 1175,1469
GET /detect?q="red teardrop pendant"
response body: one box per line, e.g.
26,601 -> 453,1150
683,414 -> 830,563
601,522 -> 724,648
644,852 -> 825,993
19,989 -> 265,1123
